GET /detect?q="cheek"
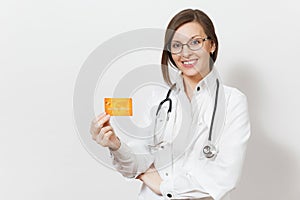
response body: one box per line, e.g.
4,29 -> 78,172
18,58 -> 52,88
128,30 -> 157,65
196,45 -> 211,58
190,50 -> 209,61
172,54 -> 180,61
171,55 -> 181,64
200,50 -> 210,57
202,42 -> 213,53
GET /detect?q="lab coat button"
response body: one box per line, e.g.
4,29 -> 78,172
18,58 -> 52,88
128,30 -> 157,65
167,193 -> 172,198
197,86 -> 201,91
165,172 -> 168,176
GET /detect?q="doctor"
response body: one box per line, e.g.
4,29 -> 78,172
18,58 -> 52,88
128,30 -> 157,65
90,9 -> 251,200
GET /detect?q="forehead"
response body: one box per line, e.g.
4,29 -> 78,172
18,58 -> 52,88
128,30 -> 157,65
172,21 -> 206,41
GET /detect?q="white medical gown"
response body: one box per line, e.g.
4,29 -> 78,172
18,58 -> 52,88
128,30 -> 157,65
109,67 -> 251,200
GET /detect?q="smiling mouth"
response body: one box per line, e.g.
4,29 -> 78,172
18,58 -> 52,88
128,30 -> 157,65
181,59 -> 198,68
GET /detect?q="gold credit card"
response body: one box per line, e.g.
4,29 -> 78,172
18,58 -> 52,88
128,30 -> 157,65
104,98 -> 133,116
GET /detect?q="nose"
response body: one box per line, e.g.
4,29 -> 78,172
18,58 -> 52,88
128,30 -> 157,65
181,44 -> 192,57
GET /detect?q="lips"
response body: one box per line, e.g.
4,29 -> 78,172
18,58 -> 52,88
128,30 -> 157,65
181,59 -> 198,68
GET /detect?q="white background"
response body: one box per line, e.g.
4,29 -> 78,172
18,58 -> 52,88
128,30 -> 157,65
1,0 -> 300,199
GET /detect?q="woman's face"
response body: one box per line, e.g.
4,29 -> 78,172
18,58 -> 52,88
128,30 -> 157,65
171,21 -> 215,80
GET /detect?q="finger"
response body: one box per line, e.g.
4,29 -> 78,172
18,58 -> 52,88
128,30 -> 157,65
95,125 -> 113,142
92,112 -> 106,123
100,126 -> 113,135
96,112 -> 107,120
92,118 -> 112,139
96,130 -> 105,144
90,126 -> 96,139
91,127 -> 100,140
91,114 -> 108,131
90,122 -> 102,137
94,121 -> 103,130
102,131 -> 113,144
97,114 -> 111,127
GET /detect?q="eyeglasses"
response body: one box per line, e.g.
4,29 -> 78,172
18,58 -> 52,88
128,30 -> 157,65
167,36 -> 210,54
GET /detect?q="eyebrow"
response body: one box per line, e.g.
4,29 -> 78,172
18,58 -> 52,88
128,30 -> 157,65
172,35 -> 204,42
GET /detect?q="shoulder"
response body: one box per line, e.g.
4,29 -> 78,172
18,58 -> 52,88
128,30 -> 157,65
224,85 -> 247,99
223,85 -> 249,115
223,85 -> 248,104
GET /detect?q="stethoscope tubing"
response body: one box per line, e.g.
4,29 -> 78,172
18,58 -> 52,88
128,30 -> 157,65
153,78 -> 220,159
208,79 -> 219,141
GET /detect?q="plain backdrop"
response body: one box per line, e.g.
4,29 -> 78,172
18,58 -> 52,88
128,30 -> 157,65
1,0 -> 300,199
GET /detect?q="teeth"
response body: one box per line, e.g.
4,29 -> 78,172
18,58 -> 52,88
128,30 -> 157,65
183,60 -> 196,64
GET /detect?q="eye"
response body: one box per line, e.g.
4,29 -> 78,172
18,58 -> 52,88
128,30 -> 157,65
190,38 -> 201,46
171,42 -> 181,49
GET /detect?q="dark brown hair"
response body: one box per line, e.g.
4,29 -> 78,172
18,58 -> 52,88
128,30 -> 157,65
161,9 -> 219,86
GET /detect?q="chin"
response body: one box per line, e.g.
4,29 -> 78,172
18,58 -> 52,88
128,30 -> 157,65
181,67 -> 205,78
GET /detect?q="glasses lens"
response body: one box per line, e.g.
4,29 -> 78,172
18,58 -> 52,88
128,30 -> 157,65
188,38 -> 203,50
169,41 -> 182,54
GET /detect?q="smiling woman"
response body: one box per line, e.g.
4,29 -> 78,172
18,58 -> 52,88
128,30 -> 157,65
90,9 -> 251,200
162,9 -> 218,87
166,21 -> 216,100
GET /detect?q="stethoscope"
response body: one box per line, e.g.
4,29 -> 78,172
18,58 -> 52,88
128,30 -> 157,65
153,78 -> 220,159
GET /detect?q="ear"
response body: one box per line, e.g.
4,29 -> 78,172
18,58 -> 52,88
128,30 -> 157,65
210,41 -> 216,53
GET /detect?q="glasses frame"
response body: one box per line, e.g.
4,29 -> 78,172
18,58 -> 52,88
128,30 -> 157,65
167,36 -> 211,54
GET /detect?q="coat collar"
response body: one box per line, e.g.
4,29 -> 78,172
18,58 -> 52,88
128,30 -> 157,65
173,67 -> 220,100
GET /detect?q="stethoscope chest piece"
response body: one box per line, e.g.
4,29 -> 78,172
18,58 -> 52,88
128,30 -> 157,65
203,144 -> 217,159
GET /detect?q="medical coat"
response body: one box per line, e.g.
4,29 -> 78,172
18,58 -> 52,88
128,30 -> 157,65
109,67 -> 251,200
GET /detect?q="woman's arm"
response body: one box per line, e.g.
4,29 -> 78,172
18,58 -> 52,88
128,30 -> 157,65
109,140 -> 155,178
90,112 -> 155,178
136,163 -> 163,195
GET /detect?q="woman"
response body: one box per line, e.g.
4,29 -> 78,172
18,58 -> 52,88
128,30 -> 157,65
90,9 -> 250,200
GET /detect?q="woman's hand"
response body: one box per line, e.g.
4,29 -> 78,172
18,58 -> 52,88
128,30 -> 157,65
90,112 -> 121,151
137,163 -> 163,195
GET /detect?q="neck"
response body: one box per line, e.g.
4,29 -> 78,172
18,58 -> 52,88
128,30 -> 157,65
182,74 -> 202,91
182,69 -> 211,101
182,74 -> 202,101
